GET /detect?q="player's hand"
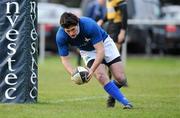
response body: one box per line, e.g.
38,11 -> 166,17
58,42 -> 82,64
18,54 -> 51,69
86,68 -> 93,80
70,68 -> 77,76
97,19 -> 103,26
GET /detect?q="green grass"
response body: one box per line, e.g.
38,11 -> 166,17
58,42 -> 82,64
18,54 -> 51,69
0,55 -> 180,118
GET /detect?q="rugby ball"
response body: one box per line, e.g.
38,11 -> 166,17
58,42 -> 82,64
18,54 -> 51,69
71,66 -> 89,85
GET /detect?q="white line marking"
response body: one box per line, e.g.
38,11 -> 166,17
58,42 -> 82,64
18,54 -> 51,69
42,95 -> 107,104
41,94 -> 180,104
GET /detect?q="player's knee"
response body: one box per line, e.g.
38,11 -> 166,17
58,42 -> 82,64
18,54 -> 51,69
113,78 -> 127,88
115,73 -> 125,81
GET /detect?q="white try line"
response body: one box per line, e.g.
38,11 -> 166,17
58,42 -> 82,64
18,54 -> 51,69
42,95 -> 107,104
40,94 -> 180,104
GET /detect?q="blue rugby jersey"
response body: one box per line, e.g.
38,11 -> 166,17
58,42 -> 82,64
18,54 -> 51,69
56,17 -> 108,56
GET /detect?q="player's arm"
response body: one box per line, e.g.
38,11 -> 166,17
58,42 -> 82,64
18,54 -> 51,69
119,1 -> 127,30
61,56 -> 75,75
97,13 -> 107,26
118,1 -> 128,44
88,41 -> 105,77
97,6 -> 107,26
56,30 -> 75,75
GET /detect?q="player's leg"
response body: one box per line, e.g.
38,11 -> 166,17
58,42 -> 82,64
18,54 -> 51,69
106,57 -> 129,108
103,36 -> 132,108
91,63 -> 131,108
109,61 -> 132,109
109,60 -> 127,88
106,23 -> 122,107
106,22 -> 118,81
106,41 -> 128,107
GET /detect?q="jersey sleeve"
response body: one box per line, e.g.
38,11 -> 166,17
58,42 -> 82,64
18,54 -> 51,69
56,30 -> 69,56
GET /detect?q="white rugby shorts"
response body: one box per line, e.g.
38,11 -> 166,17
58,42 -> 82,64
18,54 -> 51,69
80,36 -> 120,65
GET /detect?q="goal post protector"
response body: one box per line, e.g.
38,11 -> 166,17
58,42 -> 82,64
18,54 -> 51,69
0,0 -> 38,103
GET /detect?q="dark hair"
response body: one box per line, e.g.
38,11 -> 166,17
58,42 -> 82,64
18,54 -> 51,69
60,12 -> 79,28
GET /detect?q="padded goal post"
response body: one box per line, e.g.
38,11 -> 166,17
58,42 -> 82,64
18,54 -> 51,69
0,0 -> 38,103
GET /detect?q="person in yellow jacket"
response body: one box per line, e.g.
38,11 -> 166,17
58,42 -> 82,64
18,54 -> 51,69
106,0 -> 127,49
98,0 -> 128,108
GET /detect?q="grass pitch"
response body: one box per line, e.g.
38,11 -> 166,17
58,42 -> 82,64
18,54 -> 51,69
0,55 -> 180,118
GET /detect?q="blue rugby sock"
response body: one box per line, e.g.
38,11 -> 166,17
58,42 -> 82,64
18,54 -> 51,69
104,81 -> 130,106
